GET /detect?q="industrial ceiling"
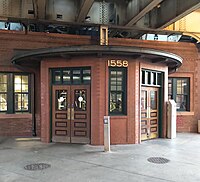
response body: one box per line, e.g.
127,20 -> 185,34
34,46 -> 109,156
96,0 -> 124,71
0,0 -> 200,38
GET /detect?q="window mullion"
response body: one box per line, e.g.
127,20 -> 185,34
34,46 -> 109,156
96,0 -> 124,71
7,74 -> 14,114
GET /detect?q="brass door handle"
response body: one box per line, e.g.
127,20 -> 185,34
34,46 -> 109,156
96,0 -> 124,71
67,107 -> 71,120
147,106 -> 151,119
71,104 -> 74,120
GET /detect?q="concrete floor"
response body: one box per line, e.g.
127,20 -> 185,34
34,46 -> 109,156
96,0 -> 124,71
0,133 -> 200,182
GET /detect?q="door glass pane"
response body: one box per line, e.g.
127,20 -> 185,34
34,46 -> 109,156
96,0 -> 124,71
56,90 -> 67,111
141,90 -> 147,110
74,89 -> 87,111
150,91 -> 157,110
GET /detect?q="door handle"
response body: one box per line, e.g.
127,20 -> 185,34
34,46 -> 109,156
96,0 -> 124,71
71,104 -> 74,120
67,104 -> 71,120
147,106 -> 151,119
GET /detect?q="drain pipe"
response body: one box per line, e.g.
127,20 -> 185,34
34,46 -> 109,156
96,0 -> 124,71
12,63 -> 37,136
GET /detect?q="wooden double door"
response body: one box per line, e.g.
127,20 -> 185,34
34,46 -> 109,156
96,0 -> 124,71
52,85 -> 90,143
141,87 -> 159,141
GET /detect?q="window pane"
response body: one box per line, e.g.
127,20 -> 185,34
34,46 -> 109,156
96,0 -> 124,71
73,75 -> 81,84
22,94 -> 29,110
183,79 -> 188,93
83,76 -> 91,84
63,70 -> 71,83
73,70 -> 80,74
83,70 -> 91,74
0,74 -> 7,83
22,76 -> 28,84
169,78 -> 189,111
15,75 -> 22,92
177,80 -> 183,94
15,93 -> 22,111
54,71 -> 61,82
168,79 -> 172,95
22,84 -> 28,92
111,71 -> 116,75
14,75 -> 21,83
109,68 -> 126,115
110,92 -> 122,113
117,85 -> 122,90
15,83 -> 21,92
0,84 -> 7,92
111,85 -> 116,91
14,74 -> 30,112
0,94 -> 7,111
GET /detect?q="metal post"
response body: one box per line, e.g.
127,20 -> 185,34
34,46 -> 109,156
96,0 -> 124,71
104,116 -> 111,152
167,100 -> 176,139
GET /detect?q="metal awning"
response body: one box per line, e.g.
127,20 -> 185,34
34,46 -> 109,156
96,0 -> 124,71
11,45 -> 182,73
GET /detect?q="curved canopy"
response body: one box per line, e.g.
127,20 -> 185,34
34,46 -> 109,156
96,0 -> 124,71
11,45 -> 182,72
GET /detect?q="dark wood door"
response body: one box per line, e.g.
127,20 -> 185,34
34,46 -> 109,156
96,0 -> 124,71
141,87 -> 159,141
52,85 -> 90,143
52,85 -> 71,143
71,85 -> 90,143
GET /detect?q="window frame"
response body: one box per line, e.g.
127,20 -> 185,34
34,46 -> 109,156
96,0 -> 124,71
51,67 -> 91,85
0,72 -> 31,114
108,67 -> 127,116
0,73 -> 8,112
168,77 -> 190,112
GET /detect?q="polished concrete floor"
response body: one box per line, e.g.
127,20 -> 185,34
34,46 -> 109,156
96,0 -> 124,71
0,133 -> 200,182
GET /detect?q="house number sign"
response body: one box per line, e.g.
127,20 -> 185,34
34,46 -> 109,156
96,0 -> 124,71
108,60 -> 128,67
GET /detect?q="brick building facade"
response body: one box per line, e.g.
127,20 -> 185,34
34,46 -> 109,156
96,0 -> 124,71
0,30 -> 199,145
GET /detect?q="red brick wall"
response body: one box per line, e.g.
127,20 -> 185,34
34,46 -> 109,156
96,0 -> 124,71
0,30 -> 94,137
0,114 -> 32,136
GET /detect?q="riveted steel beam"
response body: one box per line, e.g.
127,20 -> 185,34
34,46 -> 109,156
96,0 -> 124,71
34,0 -> 46,19
126,0 -> 163,26
151,0 -> 200,28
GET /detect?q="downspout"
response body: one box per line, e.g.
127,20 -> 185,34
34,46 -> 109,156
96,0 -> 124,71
12,62 -> 37,136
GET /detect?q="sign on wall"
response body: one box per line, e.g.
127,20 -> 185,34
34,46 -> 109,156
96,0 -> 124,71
108,60 -> 128,67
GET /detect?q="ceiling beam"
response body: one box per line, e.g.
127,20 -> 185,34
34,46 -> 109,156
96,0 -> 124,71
152,0 -> 200,28
76,0 -> 94,22
126,0 -> 163,26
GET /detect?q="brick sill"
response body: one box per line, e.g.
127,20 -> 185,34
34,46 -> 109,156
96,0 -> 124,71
177,112 -> 194,116
0,114 -> 32,119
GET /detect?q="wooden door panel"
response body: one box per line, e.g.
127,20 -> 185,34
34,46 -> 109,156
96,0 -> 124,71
52,86 -> 71,143
141,87 -> 159,141
70,85 -> 90,143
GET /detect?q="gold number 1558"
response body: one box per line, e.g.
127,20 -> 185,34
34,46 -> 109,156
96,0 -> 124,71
108,60 -> 128,67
